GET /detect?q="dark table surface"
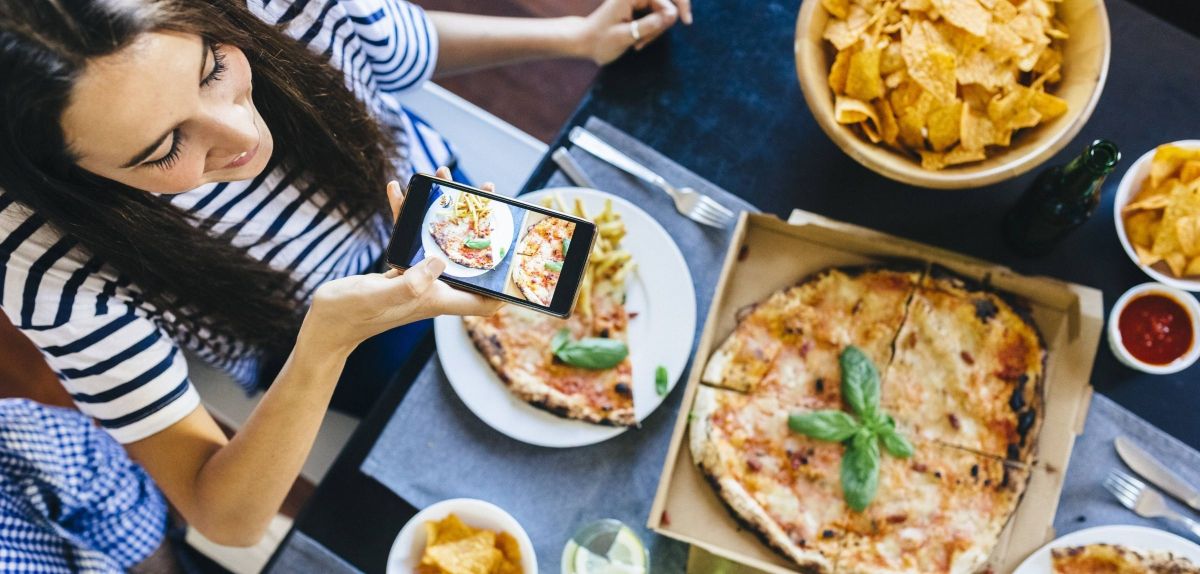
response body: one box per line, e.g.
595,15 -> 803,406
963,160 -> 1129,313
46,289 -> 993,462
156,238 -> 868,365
269,1 -> 1200,571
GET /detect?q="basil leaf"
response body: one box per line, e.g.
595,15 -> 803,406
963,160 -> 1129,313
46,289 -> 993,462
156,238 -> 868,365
788,410 -> 861,442
551,329 -> 571,353
841,431 -> 881,512
879,426 -> 914,459
554,337 -> 628,369
545,261 -> 564,273
498,246 -> 507,260
464,237 -> 491,249
840,346 -> 881,420
655,365 -> 669,397
866,413 -> 896,435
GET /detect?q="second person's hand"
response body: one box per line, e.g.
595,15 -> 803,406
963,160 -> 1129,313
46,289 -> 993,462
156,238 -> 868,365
580,0 -> 691,66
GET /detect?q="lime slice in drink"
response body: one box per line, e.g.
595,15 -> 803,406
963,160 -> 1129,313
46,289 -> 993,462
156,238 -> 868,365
571,526 -> 647,574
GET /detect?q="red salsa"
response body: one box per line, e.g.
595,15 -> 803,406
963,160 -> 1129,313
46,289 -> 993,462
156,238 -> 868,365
1118,294 -> 1194,365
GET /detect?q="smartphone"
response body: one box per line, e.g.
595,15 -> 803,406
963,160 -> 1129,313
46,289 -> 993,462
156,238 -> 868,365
386,174 -> 596,318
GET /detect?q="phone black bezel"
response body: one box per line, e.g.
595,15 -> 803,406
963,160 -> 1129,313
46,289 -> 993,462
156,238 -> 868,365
385,174 -> 596,318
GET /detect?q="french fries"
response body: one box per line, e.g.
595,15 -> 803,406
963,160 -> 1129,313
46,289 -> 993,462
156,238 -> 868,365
448,190 -> 492,231
539,195 -> 635,316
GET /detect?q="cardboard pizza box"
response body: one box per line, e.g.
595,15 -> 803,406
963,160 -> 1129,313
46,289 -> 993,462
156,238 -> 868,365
647,211 -> 1104,573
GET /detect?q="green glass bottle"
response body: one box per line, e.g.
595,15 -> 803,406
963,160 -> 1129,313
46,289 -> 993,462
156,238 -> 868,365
1003,139 -> 1121,256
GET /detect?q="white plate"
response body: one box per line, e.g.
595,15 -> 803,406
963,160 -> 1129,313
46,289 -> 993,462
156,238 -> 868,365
421,187 -> 516,278
1013,525 -> 1200,573
1113,140 -> 1200,292
386,498 -> 537,574
434,187 -> 697,448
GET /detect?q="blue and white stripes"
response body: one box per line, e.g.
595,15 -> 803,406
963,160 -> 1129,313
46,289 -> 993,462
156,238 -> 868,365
0,0 -> 453,443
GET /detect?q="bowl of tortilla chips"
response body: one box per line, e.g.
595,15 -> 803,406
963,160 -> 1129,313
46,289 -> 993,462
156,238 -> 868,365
795,0 -> 1110,189
387,498 -> 536,574
1116,141 -> 1200,291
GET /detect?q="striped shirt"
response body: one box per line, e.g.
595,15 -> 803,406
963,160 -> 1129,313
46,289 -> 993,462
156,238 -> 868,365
0,0 -> 454,444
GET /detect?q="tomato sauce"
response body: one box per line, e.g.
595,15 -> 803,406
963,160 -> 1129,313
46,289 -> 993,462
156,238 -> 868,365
1118,294 -> 1194,365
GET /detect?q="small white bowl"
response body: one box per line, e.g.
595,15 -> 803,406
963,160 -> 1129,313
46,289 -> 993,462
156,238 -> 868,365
1113,140 -> 1200,292
1107,282 -> 1200,374
386,498 -> 537,574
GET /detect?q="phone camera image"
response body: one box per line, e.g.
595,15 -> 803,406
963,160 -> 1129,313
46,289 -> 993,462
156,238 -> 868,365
411,183 -> 578,308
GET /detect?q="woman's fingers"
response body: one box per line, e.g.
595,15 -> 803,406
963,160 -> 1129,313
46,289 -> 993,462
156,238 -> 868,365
435,166 -> 453,180
386,180 -> 404,223
672,0 -> 692,25
632,4 -> 677,50
389,257 -> 445,304
429,283 -> 505,316
481,182 -> 496,193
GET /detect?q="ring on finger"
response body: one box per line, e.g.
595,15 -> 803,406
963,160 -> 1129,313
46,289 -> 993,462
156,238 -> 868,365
630,20 -> 641,42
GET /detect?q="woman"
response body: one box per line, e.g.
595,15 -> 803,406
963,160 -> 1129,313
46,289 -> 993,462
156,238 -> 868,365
0,0 -> 688,555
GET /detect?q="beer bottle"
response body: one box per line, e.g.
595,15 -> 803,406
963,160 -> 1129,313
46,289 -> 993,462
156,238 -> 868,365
1003,139 -> 1120,256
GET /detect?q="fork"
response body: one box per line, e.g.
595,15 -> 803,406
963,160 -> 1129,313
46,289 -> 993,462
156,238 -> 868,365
568,127 -> 736,229
1105,469 -> 1200,540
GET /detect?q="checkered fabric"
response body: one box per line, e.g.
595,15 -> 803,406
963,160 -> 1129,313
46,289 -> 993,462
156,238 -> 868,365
0,399 -> 166,573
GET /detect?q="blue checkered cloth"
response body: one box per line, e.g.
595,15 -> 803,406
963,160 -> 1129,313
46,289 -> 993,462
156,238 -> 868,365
0,399 -> 167,573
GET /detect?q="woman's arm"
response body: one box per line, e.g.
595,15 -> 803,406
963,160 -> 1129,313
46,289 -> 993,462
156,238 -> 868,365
429,0 -> 691,75
126,172 -> 503,547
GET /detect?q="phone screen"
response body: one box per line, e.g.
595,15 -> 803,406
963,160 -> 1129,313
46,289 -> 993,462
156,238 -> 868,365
386,175 -> 595,317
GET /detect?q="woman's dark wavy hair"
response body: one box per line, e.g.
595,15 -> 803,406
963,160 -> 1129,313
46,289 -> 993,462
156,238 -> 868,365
0,0 -> 397,353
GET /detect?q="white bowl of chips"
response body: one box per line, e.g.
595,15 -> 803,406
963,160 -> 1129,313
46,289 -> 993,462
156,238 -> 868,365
795,0 -> 1110,189
387,498 -> 536,574
1115,141 -> 1200,291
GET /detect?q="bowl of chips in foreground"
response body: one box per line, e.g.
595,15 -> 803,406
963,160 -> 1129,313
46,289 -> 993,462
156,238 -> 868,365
387,498 -> 536,574
795,0 -> 1110,189
1115,141 -> 1200,291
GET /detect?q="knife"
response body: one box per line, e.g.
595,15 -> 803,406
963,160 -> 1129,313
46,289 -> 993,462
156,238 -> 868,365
551,148 -> 596,189
1115,436 -> 1200,511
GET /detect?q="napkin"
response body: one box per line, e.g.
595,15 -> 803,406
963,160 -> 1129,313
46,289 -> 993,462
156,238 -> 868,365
268,531 -> 364,574
1055,392 -> 1200,541
360,117 -> 759,573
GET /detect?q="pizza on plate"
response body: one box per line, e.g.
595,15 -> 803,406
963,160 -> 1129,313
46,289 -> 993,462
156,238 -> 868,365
464,196 -> 636,426
1052,544 -> 1200,573
428,191 -> 500,270
690,265 -> 1047,573
510,216 -> 576,306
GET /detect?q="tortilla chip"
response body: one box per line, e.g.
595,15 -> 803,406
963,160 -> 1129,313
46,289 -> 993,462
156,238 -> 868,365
834,96 -> 880,125
1134,244 -> 1162,267
876,98 -> 900,146
822,0 -> 851,19
829,48 -> 854,94
1123,193 -> 1172,214
902,22 -> 958,104
1177,215 -> 1200,257
932,0 -> 991,37
845,48 -> 886,101
427,515 -> 475,546
944,145 -> 987,165
960,103 -> 997,152
927,101 -> 963,152
1124,210 -> 1162,248
1149,145 -> 1200,188
880,41 -> 905,74
1181,160 -> 1200,184
1187,257 -> 1200,277
1032,91 -> 1068,122
424,532 -> 500,574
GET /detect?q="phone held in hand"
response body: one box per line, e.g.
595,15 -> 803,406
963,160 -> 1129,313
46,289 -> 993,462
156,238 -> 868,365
386,174 -> 597,318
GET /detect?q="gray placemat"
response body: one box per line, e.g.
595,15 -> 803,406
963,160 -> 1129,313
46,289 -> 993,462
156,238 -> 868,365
1055,392 -> 1200,541
268,531 -> 363,574
360,117 -> 759,573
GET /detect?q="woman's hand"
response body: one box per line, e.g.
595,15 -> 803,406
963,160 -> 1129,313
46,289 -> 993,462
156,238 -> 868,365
580,0 -> 691,65
313,167 -> 503,352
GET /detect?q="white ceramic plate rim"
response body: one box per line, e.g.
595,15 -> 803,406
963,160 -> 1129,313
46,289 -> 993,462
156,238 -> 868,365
435,187 -> 698,448
385,498 -> 537,574
1013,524 -> 1200,573
1106,282 -> 1200,374
1113,140 -> 1200,292
420,187 -> 516,279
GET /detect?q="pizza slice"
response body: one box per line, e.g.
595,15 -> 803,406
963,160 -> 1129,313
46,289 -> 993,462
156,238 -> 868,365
1052,544 -> 1200,573
701,267 -> 921,403
835,440 -> 1031,574
690,387 -> 849,571
881,269 -> 1046,465
510,217 -> 576,306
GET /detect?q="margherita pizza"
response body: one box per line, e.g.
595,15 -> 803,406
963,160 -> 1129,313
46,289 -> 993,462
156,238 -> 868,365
691,265 -> 1047,573
1052,544 -> 1200,574
510,216 -> 576,306
464,196 -> 635,426
428,191 -> 499,270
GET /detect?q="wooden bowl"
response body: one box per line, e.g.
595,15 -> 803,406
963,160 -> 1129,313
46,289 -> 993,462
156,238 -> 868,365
794,0 -> 1111,190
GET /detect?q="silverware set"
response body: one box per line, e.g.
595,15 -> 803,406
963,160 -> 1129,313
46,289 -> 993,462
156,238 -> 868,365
1106,436 -> 1200,540
560,127 -> 736,229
